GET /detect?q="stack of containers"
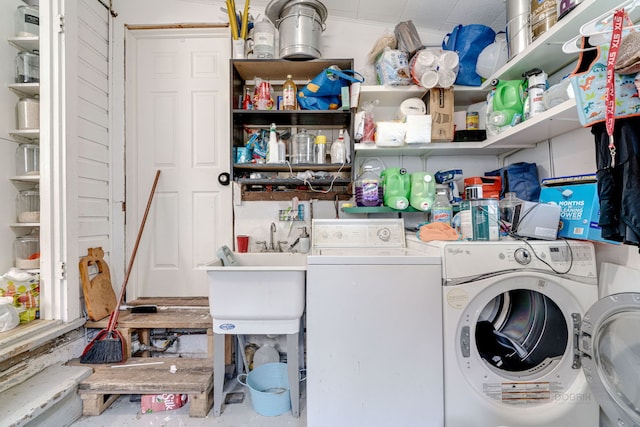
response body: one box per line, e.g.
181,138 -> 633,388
13,3 -> 41,273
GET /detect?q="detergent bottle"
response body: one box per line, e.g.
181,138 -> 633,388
381,168 -> 410,210
489,78 -> 525,128
410,172 -> 436,211
355,165 -> 383,207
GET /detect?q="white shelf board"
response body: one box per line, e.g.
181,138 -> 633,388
10,175 -> 40,183
10,223 -> 40,228
354,99 -> 580,157
9,129 -> 39,140
8,36 -> 39,53
8,83 -> 39,97
358,85 -> 426,105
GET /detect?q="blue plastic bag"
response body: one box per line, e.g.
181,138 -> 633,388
486,162 -> 541,202
442,24 -> 496,87
297,66 -> 364,110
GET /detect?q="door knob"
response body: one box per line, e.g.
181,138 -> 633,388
218,172 -> 230,186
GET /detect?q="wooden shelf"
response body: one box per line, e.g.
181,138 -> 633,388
233,110 -> 351,127
234,163 -> 351,172
238,177 -> 351,187
231,58 -> 354,81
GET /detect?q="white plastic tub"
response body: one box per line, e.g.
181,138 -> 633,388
201,253 -> 307,334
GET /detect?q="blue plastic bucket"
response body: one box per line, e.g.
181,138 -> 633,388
237,362 -> 291,416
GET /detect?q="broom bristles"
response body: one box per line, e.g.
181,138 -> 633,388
80,329 -> 125,364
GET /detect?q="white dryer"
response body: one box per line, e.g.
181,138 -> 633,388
439,240 -> 601,427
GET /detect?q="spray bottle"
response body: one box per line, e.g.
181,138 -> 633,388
267,123 -> 279,164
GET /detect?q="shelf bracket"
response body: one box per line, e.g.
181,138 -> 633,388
56,261 -> 66,280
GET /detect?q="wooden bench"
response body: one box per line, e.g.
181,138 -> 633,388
74,357 -> 214,417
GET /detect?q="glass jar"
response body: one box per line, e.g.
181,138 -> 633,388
15,5 -> 39,37
15,143 -> 40,176
16,189 -> 40,223
14,232 -> 40,270
16,51 -> 40,83
16,97 -> 39,130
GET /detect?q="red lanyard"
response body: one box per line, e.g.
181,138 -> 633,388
605,9 -> 626,167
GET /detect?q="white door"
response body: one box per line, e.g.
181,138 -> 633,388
580,293 -> 640,427
125,27 -> 232,298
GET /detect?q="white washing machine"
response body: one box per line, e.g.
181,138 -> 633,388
306,219 -> 443,427
438,240 -> 601,427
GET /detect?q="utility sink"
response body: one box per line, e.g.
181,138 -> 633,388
200,252 -> 307,334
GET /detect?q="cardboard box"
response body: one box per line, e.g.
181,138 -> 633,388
426,88 -> 454,141
141,394 -> 188,413
538,183 -> 618,244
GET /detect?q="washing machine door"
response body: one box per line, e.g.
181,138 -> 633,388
580,292 -> 640,426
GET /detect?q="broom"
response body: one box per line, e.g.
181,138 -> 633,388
81,170 -> 161,364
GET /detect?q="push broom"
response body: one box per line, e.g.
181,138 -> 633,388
81,170 -> 161,364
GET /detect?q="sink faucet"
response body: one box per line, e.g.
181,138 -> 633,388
270,222 -> 276,251
256,223 -> 287,252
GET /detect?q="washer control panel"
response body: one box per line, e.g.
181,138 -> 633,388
312,219 -> 407,248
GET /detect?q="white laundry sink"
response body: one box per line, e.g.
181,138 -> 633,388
200,252 -> 307,334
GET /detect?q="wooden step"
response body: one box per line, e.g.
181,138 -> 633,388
73,357 -> 214,417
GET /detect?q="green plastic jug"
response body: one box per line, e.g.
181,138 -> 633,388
381,168 -> 410,210
410,172 -> 436,211
490,78 -> 525,127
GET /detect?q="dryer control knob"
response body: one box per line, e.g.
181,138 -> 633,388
514,248 -> 531,265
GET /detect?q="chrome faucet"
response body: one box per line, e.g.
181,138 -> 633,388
270,222 -> 276,251
256,222 -> 287,252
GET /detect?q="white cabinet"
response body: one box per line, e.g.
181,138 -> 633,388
355,0 -> 620,157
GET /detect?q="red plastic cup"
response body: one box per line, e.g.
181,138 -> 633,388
236,235 -> 249,253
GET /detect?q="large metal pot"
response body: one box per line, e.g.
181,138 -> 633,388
266,0 -> 328,59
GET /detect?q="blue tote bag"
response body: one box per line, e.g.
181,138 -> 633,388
442,24 -> 496,87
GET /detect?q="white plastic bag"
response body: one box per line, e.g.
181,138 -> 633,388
0,297 -> 20,332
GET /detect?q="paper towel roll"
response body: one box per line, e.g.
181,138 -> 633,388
398,98 -> 427,120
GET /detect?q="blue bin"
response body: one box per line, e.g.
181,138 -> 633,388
237,362 -> 291,416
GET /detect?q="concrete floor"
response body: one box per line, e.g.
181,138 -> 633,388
70,378 -> 307,427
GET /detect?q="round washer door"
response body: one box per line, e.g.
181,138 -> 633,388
581,292 -> 640,426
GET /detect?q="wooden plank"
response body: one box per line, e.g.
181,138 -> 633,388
80,393 -> 118,416
77,358 -> 212,394
127,297 -> 208,307
85,309 -> 212,329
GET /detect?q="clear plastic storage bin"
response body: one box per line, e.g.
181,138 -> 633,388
16,189 -> 40,223
15,51 -> 39,83
15,5 -> 39,37
14,232 -> 40,270
16,144 -> 40,176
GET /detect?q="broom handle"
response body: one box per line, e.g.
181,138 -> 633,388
108,170 -> 161,333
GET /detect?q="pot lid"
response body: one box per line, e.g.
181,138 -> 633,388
265,0 -> 328,25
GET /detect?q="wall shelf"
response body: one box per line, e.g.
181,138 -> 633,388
8,36 -> 39,53
9,129 -> 39,140
342,206 -> 421,214
8,83 -> 40,97
10,175 -> 40,183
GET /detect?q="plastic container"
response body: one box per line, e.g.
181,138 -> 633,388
381,168 -> 410,210
431,184 -> 452,225
16,189 -> 40,223
267,123 -> 279,164
330,130 -> 347,164
15,51 -> 39,83
410,172 -> 436,211
16,97 -> 39,130
253,19 -> 276,59
531,0 -> 557,41
490,78 -> 525,127
16,143 -> 39,176
291,129 -> 315,164
476,33 -> 508,79
237,362 -> 291,416
315,135 -> 327,164
355,166 -> 383,207
15,4 -> 39,37
282,75 -> 297,110
471,198 -> 500,241
14,232 -> 40,270
499,192 -> 523,235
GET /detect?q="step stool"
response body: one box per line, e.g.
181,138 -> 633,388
76,357 -> 213,417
